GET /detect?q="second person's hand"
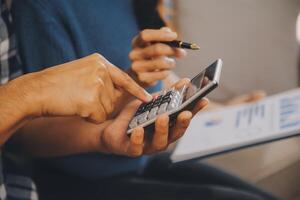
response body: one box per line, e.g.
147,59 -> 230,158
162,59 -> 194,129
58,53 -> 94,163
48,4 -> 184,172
129,27 -> 187,87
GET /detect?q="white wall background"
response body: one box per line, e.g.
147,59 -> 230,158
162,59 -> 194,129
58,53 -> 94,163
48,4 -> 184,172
176,0 -> 300,101
175,2 -> 300,198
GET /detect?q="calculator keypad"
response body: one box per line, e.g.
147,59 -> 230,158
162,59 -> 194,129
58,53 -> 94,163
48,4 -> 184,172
129,88 -> 183,129
157,102 -> 169,115
137,111 -> 149,124
148,107 -> 159,119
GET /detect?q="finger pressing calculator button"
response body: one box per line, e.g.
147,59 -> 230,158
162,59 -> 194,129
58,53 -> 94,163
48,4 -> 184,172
157,102 -> 169,115
129,117 -> 138,129
137,111 -> 150,124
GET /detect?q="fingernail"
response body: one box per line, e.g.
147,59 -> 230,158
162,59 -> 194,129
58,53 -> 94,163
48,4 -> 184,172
203,98 -> 210,106
167,32 -> 177,38
165,57 -> 175,64
178,49 -> 187,57
133,130 -> 144,144
163,27 -> 172,32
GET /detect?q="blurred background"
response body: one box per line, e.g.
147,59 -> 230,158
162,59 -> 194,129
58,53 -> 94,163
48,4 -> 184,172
163,0 -> 300,199
176,0 -> 300,101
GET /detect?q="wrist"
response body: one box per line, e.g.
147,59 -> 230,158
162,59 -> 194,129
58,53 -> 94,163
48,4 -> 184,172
6,72 -> 45,118
97,121 -> 114,154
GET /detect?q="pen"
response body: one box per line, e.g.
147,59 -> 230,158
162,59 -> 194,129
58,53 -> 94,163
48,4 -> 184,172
162,40 -> 200,50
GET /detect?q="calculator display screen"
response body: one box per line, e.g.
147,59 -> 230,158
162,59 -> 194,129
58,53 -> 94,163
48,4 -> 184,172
182,62 -> 217,103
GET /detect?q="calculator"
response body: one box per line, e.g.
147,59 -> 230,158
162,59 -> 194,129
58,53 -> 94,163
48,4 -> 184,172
127,59 -> 223,135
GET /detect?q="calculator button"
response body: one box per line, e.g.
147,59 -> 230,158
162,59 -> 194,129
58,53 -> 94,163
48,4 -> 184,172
129,117 -> 138,129
156,95 -> 163,100
172,96 -> 180,104
175,95 -> 182,102
173,90 -> 181,98
162,97 -> 172,104
148,107 -> 159,119
157,102 -> 169,115
163,94 -> 172,99
153,97 -> 162,106
164,92 -> 172,96
144,102 -> 154,111
167,102 -> 178,111
137,111 -> 149,124
135,104 -> 147,116
172,95 -> 178,102
136,112 -> 147,120
136,105 -> 144,112
135,110 -> 143,116
152,102 -> 161,108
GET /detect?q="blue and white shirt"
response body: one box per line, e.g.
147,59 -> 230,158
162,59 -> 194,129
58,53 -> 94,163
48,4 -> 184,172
0,0 -> 21,84
0,1 -> 37,199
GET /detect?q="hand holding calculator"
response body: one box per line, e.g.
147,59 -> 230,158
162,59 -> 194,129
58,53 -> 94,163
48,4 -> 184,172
127,59 -> 223,135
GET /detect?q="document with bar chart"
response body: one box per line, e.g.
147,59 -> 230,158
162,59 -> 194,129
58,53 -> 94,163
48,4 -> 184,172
171,88 -> 300,163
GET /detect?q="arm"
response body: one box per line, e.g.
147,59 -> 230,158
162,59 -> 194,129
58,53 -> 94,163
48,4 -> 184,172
11,79 -> 209,157
0,54 -> 151,147
0,73 -> 40,144
11,117 -> 107,157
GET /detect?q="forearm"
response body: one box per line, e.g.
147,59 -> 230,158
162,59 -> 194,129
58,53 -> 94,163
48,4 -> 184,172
12,117 -> 110,157
0,74 -> 40,145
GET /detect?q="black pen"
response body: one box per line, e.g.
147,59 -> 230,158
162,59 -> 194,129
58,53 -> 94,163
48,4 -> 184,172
162,40 -> 200,50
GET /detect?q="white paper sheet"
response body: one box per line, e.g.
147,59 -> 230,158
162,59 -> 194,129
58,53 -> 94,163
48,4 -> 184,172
171,88 -> 300,162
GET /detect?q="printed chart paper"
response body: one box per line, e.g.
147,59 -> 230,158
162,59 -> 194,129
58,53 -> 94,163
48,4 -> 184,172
171,89 -> 300,162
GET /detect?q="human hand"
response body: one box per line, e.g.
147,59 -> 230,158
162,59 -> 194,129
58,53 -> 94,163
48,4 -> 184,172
9,79 -> 208,157
99,79 -> 209,157
27,53 -> 152,123
129,27 -> 187,87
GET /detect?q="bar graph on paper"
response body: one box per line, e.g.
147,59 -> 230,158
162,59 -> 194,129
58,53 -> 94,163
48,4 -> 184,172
279,95 -> 300,131
172,88 -> 300,162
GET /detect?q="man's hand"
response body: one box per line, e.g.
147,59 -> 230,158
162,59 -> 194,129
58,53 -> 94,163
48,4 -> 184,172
25,53 -> 152,123
10,79 -> 208,157
99,79 -> 209,157
129,27 -> 187,87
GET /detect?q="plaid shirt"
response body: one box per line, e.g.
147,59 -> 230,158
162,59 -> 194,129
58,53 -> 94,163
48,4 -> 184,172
0,0 -> 21,84
0,1 -> 38,200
